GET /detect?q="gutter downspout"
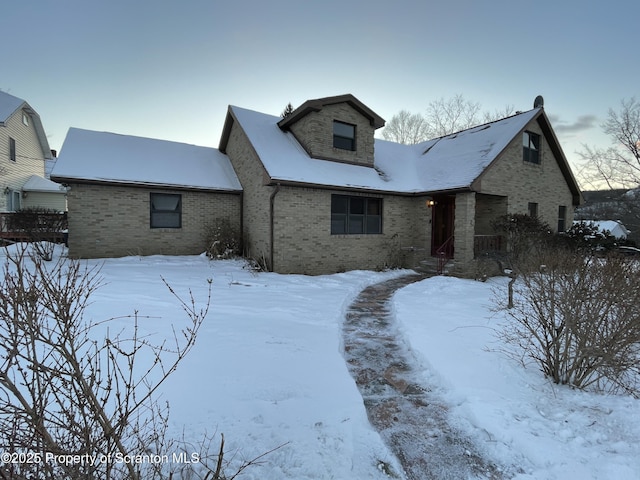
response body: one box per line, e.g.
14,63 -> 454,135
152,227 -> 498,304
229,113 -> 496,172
269,183 -> 281,272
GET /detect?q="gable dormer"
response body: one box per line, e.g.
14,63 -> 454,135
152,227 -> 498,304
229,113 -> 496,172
278,94 -> 385,167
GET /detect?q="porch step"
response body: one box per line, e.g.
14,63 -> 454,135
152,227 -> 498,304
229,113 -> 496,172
415,257 -> 454,275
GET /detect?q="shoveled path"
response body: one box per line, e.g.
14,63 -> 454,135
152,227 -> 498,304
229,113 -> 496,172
343,273 -> 506,480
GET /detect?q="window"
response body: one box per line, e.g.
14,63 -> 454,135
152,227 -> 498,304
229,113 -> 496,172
528,202 -> 538,218
333,121 -> 356,151
9,137 -> 16,162
523,131 -> 540,164
5,189 -> 20,211
331,195 -> 382,234
150,193 -> 181,228
557,205 -> 567,232
22,112 -> 29,126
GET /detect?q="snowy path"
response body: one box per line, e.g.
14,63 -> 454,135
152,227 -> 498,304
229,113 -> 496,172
343,273 -> 506,480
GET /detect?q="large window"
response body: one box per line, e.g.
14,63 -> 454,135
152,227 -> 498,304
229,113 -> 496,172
9,137 -> 16,162
523,131 -> 540,164
333,121 -> 356,151
150,193 -> 182,228
331,195 -> 382,234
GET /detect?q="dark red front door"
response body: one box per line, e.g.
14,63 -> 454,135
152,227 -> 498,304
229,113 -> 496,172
431,195 -> 455,256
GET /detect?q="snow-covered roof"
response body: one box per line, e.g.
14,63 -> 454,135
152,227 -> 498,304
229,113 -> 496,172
22,175 -> 66,193
0,91 -> 25,123
575,220 -> 630,239
51,128 -> 242,192
228,105 -> 541,194
0,91 -> 52,160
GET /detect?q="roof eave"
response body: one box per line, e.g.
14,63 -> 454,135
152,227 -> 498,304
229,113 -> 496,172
277,94 -> 385,130
50,175 -> 242,193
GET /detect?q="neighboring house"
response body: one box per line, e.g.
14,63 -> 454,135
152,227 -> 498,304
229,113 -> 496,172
574,220 -> 630,240
50,128 -> 242,258
52,94 -> 582,275
0,91 -> 66,212
219,94 -> 582,275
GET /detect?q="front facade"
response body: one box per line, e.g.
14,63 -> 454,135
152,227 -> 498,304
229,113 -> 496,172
0,91 -> 66,213
219,94 -> 581,275
53,94 -> 582,275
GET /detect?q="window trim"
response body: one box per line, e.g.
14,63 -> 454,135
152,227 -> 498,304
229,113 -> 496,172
150,193 -> 182,229
333,120 -> 356,151
523,131 -> 540,164
331,194 -> 382,235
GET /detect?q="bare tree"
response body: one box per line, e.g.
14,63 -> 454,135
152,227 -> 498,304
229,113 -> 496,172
381,110 -> 429,144
424,94 -> 482,138
381,95 -> 516,145
482,104 -> 516,123
578,97 -> 640,190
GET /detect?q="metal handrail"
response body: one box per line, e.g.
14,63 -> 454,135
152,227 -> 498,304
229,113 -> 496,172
435,235 -> 454,274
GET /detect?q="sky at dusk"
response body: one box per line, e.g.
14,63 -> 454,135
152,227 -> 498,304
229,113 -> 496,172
2,0 -> 639,187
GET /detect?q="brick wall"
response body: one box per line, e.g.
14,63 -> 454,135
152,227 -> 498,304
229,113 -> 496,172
224,119 -> 273,264
272,186 -> 430,275
477,119 -> 576,230
288,103 -> 376,166
66,183 -> 241,258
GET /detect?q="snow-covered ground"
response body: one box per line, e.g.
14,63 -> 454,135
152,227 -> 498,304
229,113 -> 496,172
3,245 -> 640,479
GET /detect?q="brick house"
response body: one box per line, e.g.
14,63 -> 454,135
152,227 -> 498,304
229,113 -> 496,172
219,94 -> 581,275
50,128 -> 242,258
52,94 -> 581,274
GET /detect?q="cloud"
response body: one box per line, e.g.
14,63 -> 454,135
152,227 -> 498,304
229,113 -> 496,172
548,114 -> 598,134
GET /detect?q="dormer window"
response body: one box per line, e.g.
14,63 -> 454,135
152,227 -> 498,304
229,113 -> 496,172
333,121 -> 356,151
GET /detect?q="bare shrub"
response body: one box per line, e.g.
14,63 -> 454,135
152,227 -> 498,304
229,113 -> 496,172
0,245 -> 210,479
490,213 -> 552,267
205,219 -> 240,260
495,248 -> 640,396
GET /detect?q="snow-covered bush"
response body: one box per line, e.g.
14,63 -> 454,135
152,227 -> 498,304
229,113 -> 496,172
496,248 -> 640,396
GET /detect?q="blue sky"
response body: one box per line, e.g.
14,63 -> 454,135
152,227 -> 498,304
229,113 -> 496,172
2,0 -> 638,186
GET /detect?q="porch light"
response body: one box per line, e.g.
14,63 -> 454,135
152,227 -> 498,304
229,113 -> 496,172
426,199 -> 437,207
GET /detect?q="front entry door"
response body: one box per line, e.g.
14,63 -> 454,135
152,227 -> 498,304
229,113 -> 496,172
431,195 -> 455,256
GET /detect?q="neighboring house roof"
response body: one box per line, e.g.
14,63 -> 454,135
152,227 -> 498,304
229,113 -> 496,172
51,128 -> 242,192
0,90 -> 52,160
22,175 -> 66,193
221,104 -> 580,202
576,220 -> 630,239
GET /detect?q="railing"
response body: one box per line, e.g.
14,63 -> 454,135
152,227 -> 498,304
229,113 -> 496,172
0,212 -> 68,243
435,235 -> 454,275
474,235 -> 504,258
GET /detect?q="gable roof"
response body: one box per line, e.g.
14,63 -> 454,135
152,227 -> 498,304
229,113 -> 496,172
0,91 -> 52,160
221,103 -> 581,201
51,128 -> 242,192
277,94 -> 385,130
